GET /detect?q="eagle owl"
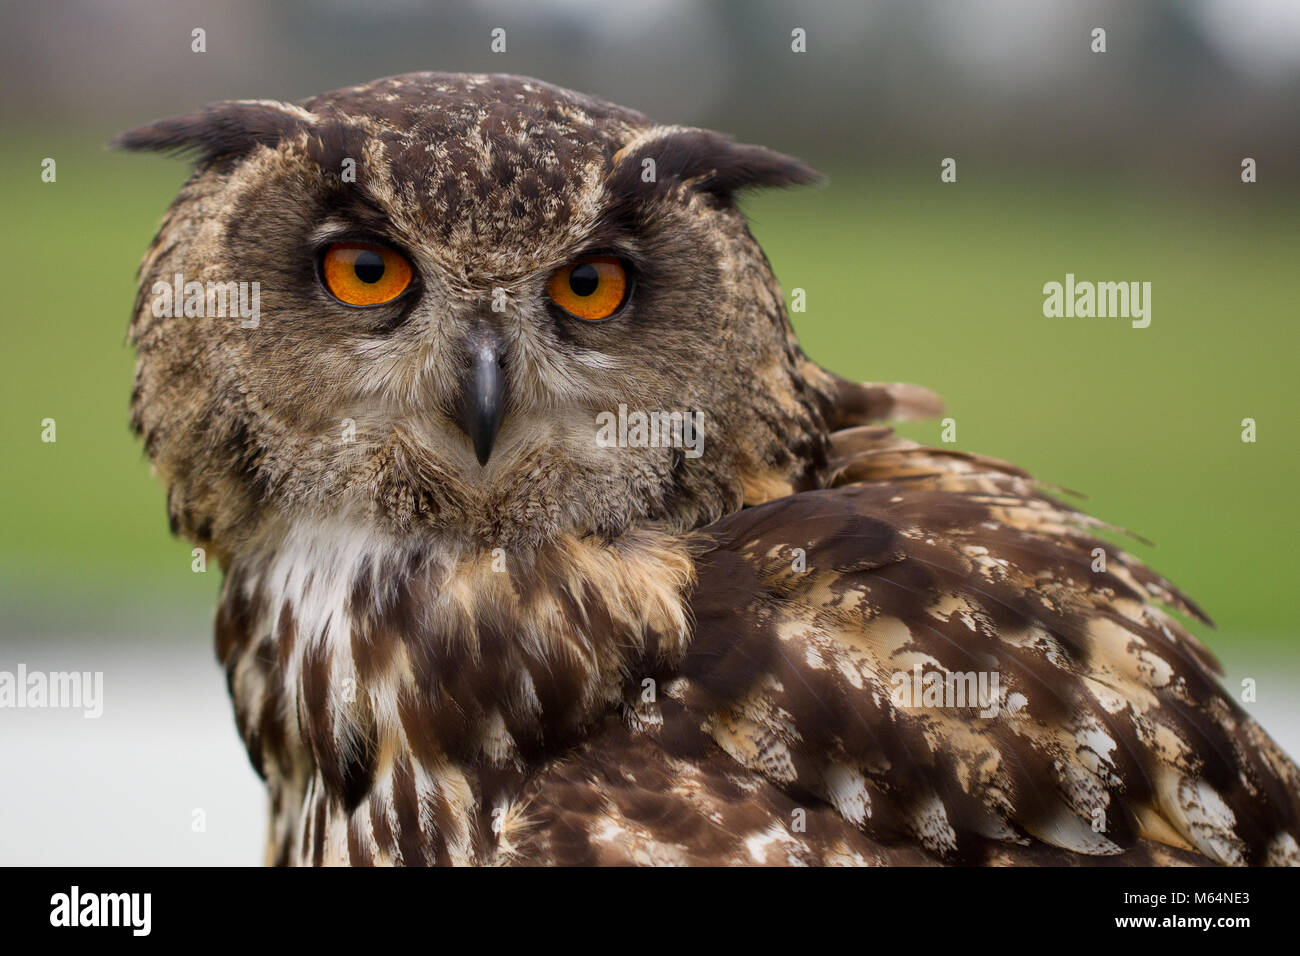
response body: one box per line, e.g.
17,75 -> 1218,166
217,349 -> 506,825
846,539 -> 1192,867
117,72 -> 1299,866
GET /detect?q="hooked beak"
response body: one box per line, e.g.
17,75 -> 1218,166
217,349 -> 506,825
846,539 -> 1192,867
455,332 -> 506,466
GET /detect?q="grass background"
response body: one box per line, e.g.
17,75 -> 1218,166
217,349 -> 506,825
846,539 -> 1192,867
2,140 -> 1296,656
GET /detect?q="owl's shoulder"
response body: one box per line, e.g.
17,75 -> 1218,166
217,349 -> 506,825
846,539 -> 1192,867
647,426 -> 1300,865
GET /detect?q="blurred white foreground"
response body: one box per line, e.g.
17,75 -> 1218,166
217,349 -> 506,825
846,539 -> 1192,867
1,636 -> 1296,866
1,636 -> 264,865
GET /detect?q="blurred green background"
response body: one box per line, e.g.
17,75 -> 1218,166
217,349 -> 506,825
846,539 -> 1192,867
3,0 -> 1298,655
3,0 -> 1298,865
3,150 -> 1296,650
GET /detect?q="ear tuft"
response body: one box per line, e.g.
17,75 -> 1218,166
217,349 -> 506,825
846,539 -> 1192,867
609,126 -> 822,203
111,100 -> 312,164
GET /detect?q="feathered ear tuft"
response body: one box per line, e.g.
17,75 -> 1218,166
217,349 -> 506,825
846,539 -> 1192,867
111,100 -> 312,164
608,126 -> 822,203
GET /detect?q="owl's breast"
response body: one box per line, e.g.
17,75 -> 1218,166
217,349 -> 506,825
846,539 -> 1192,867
214,516 -> 695,865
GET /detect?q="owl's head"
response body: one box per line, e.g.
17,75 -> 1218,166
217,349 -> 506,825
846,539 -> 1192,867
118,73 -> 901,559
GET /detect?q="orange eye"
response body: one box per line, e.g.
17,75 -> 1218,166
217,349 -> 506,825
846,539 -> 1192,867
320,241 -> 413,306
546,256 -> 629,321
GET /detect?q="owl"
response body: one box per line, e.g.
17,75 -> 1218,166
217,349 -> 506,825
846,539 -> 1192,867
116,72 -> 1299,866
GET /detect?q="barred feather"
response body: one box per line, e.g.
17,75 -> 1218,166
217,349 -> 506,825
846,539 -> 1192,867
215,423 -> 1299,866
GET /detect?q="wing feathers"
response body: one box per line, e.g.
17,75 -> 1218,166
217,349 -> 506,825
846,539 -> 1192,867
678,426 -> 1300,864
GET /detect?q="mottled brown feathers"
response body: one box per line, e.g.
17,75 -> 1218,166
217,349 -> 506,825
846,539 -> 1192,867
211,425 -> 1300,866
112,99 -> 316,165
120,72 -> 1300,866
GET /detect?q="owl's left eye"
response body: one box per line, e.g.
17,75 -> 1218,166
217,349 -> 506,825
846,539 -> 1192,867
546,255 -> 630,321
320,241 -> 414,306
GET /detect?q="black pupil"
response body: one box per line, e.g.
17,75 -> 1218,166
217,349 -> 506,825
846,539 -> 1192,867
568,263 -> 600,297
353,250 -> 386,284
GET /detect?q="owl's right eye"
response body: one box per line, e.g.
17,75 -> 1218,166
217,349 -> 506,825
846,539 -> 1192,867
320,241 -> 414,306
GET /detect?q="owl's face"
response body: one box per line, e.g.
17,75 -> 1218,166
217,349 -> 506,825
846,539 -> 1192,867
120,74 -> 837,557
